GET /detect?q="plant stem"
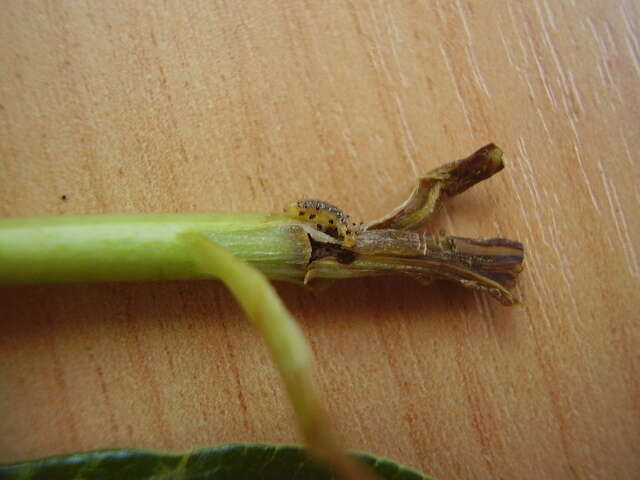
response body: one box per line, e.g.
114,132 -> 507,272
0,213 -> 523,304
0,213 -> 310,285
0,144 -> 524,304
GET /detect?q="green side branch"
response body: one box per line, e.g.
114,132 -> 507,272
181,232 -> 320,435
180,234 -> 379,480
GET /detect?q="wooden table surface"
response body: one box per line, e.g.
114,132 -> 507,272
1,2 -> 638,478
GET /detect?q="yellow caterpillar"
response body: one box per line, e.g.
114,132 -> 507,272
284,200 -> 361,247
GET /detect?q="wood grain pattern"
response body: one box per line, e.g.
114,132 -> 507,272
1,1 -> 638,478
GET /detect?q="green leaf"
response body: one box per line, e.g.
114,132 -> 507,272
0,444 -> 433,480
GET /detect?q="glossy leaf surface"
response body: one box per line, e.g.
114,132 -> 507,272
0,443 -> 432,480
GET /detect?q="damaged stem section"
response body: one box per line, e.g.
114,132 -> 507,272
0,144 -> 523,303
307,230 -> 523,306
298,142 -> 523,305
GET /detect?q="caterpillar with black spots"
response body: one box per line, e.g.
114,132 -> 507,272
284,200 -> 361,247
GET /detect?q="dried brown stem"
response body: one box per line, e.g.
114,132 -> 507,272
366,144 -> 505,230
302,144 -> 523,304
306,230 -> 523,305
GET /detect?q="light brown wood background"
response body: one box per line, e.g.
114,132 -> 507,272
1,1 -> 638,478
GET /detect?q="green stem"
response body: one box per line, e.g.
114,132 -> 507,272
0,213 -> 310,285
